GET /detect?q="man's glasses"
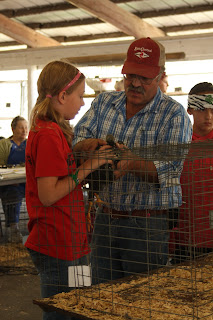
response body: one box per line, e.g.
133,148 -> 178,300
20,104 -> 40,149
123,73 -> 160,85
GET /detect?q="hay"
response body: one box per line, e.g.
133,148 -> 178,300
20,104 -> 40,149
34,255 -> 213,320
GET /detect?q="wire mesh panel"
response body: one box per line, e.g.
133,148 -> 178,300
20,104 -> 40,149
0,198 -> 35,273
33,141 -> 213,319
35,256 -> 213,320
171,141 -> 213,264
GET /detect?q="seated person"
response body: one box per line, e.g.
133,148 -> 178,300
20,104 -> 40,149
174,82 -> 213,262
0,116 -> 28,243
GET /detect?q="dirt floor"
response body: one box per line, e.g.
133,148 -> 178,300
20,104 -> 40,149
0,272 -> 42,320
0,203 -> 43,320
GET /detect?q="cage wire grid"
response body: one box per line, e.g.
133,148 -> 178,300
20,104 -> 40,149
0,198 -> 35,274
32,141 -> 213,319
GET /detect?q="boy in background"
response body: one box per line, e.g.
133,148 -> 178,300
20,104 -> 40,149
174,82 -> 213,262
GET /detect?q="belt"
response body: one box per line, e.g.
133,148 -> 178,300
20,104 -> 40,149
102,206 -> 167,219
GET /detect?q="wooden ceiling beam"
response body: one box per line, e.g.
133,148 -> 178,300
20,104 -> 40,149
66,0 -> 165,38
53,26 -> 213,42
0,1 -> 140,18
26,17 -> 101,30
137,4 -> 213,19
0,32 -> 130,48
0,3 -> 75,18
0,3 -> 212,19
0,14 -> 61,48
48,52 -> 186,66
23,8 -> 213,31
1,21 -> 213,48
27,23 -> 213,39
0,40 -> 20,47
25,19 -> 213,33
163,22 -> 213,33
53,32 -> 128,43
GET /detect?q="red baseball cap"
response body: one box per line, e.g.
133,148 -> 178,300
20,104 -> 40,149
121,37 -> 165,78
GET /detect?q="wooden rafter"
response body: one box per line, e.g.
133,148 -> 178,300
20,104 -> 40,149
3,3 -> 211,35
0,3 -> 212,20
25,18 -> 213,34
0,0 -> 212,49
0,1 -> 145,18
0,13 -> 61,48
26,17 -> 102,30
61,52 -> 186,65
66,0 -> 165,38
1,21 -> 213,48
163,22 -> 213,33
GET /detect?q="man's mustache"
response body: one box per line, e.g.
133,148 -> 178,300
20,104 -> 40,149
127,85 -> 145,94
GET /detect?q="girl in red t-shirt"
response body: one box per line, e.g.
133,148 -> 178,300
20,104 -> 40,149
25,60 -> 114,320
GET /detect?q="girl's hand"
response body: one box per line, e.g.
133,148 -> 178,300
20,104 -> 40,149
74,138 -> 107,165
88,145 -> 116,169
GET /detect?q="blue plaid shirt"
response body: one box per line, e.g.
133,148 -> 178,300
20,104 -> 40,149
73,89 -> 192,210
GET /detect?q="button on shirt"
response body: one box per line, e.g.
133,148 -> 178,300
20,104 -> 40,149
73,89 -> 192,211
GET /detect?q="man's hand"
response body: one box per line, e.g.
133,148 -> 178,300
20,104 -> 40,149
73,138 -> 107,152
113,143 -> 135,179
113,143 -> 158,183
73,138 -> 108,165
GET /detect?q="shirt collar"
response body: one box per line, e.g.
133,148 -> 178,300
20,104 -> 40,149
111,91 -> 126,113
136,87 -> 163,114
111,88 -> 163,115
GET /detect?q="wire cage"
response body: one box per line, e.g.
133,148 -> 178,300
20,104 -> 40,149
33,141 -> 213,320
0,196 -> 34,273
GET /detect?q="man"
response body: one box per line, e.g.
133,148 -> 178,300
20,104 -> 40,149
159,72 -> 169,93
73,37 -> 192,283
175,82 -> 213,262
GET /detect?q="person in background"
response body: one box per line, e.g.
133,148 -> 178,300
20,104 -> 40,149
114,79 -> 124,91
73,37 -> 192,284
25,59 -> 115,320
159,72 -> 169,93
0,116 -> 28,243
174,82 -> 213,262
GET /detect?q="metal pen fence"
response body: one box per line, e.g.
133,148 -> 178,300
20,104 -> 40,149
33,141 -> 213,319
0,198 -> 35,274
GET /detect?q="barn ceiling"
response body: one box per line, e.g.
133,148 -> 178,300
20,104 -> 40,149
0,0 -> 213,51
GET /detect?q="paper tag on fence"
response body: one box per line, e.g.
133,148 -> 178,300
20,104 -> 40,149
68,264 -> 92,287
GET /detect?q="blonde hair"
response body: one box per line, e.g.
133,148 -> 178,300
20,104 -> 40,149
30,60 -> 85,147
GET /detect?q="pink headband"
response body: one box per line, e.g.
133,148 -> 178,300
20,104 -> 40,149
61,71 -> 81,92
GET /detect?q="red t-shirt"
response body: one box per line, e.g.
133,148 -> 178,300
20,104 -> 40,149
177,130 -> 213,248
25,120 -> 90,260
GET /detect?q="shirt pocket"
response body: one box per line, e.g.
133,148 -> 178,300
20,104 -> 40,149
134,130 -> 157,148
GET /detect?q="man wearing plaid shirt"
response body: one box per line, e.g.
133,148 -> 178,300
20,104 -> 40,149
73,37 -> 192,283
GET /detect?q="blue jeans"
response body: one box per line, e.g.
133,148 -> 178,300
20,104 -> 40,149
91,210 -> 169,284
0,184 -> 25,227
28,249 -> 89,320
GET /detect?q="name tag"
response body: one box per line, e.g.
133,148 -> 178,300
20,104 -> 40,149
68,264 -> 92,287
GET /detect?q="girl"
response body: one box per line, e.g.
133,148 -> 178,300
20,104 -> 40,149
25,60 -> 113,320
